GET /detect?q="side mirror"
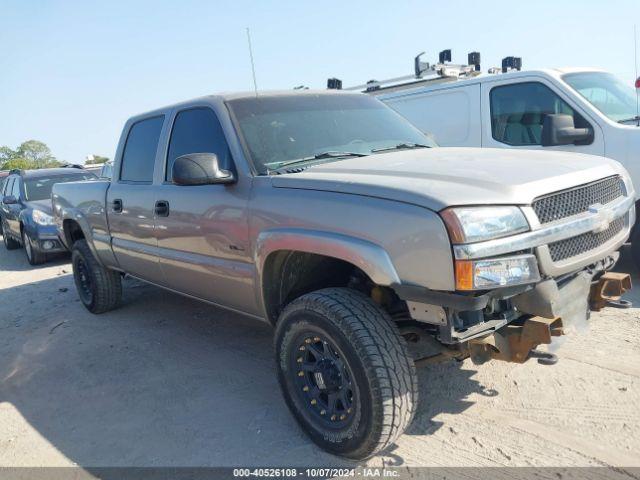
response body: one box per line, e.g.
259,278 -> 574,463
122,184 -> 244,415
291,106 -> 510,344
172,153 -> 235,186
2,195 -> 17,205
541,114 -> 593,147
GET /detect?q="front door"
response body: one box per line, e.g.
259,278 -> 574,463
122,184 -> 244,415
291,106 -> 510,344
154,106 -> 255,313
481,77 -> 605,156
106,115 -> 165,282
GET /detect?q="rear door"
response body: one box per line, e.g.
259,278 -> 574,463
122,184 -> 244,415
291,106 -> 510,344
481,76 -> 604,156
6,177 -> 23,237
106,115 -> 165,281
0,177 -> 17,236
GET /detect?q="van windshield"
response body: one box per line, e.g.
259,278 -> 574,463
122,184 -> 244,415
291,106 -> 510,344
227,94 -> 436,174
563,72 -> 638,123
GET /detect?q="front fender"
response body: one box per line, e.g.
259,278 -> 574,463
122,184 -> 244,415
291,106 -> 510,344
56,207 -> 109,267
255,228 -> 402,287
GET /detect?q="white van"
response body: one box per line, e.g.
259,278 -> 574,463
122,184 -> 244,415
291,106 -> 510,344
368,67 -> 640,261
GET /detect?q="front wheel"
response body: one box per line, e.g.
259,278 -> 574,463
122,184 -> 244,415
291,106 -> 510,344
71,239 -> 122,313
22,229 -> 46,265
274,288 -> 418,459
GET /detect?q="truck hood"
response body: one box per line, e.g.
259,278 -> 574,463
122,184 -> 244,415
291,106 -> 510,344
270,147 -> 629,211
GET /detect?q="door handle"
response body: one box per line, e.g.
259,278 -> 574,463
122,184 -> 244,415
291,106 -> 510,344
112,199 -> 123,213
155,200 -> 170,217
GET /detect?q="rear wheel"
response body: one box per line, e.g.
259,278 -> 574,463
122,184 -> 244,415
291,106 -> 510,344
2,220 -> 20,250
22,229 -> 46,265
71,239 -> 122,313
274,288 -> 418,459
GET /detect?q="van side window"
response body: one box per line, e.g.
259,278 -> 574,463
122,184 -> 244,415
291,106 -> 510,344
490,82 -> 590,146
120,116 -> 165,182
166,107 -> 232,181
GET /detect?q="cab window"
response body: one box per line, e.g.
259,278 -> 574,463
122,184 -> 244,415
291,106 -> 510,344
490,82 -> 591,146
166,107 -> 232,182
120,116 -> 165,183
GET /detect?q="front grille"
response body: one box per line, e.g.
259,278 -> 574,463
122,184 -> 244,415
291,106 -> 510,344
533,176 -> 625,224
548,216 -> 625,262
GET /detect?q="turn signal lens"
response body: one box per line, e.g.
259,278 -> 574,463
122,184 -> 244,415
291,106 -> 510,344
455,260 -> 474,290
455,254 -> 540,291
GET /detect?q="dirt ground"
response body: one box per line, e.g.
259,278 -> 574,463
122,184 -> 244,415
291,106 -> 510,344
0,239 -> 639,468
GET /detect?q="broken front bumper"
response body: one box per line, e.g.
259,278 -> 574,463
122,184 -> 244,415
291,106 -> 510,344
469,270 -> 632,364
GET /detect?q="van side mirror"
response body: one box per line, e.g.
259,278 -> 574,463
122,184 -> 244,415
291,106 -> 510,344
2,195 -> 17,205
541,114 -> 593,147
172,153 -> 235,186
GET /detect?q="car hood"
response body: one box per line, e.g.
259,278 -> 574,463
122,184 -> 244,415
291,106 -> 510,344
270,147 -> 629,211
24,199 -> 53,215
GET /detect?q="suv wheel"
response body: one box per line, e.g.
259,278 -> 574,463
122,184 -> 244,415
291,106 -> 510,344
274,287 -> 418,459
22,229 -> 46,265
2,221 -> 20,250
71,239 -> 122,313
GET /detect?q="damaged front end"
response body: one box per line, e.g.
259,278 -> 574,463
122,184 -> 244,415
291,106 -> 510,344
396,174 -> 635,366
395,262 -> 632,366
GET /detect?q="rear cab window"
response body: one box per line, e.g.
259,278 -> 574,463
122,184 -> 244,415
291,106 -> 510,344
119,116 -> 165,183
490,82 -> 592,146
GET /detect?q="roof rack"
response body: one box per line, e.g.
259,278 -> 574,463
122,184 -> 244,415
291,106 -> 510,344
327,50 -> 522,95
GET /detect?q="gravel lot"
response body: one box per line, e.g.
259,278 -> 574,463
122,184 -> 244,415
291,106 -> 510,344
0,238 -> 639,468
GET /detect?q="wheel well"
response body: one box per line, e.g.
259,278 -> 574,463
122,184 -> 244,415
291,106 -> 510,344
63,219 -> 85,246
262,250 -> 399,324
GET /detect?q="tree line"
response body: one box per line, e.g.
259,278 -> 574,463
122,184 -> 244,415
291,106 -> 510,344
0,140 -> 109,170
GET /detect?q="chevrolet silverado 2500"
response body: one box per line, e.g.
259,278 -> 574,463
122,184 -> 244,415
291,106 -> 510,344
52,91 -> 634,459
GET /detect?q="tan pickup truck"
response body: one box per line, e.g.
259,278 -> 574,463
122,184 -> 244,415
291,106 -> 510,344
52,90 -> 633,458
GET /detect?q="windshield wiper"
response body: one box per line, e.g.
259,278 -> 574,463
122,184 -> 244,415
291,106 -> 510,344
371,142 -> 431,153
617,116 -> 640,125
265,151 -> 368,172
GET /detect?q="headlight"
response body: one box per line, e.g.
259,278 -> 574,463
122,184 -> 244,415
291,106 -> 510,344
441,206 -> 529,244
32,209 -> 55,226
455,254 -> 540,290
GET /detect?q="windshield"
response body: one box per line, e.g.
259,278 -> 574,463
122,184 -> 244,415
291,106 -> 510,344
24,173 -> 96,201
227,94 -> 436,174
563,72 -> 638,122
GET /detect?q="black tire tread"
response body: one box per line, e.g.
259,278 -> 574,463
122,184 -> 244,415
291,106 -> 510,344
72,239 -> 122,314
277,287 -> 418,459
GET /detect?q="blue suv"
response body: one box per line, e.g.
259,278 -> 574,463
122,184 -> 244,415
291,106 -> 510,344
0,167 -> 96,265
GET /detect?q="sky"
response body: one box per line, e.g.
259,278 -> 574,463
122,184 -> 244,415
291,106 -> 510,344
1,0 -> 640,163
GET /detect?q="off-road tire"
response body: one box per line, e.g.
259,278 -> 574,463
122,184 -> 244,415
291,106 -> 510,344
22,230 -> 46,265
1,221 -> 20,250
274,287 -> 418,459
71,239 -> 122,314
631,227 -> 640,273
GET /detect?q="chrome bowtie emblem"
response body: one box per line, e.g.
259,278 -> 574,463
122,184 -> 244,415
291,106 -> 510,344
588,203 -> 615,233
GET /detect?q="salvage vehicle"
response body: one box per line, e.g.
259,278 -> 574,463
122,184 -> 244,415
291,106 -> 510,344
52,91 -> 634,459
328,50 -> 640,265
1,167 -> 96,264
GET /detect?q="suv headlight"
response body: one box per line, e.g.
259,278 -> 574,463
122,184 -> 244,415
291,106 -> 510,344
32,209 -> 55,226
441,206 -> 529,244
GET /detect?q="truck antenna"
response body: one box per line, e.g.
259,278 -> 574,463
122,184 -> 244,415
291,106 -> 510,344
635,25 -> 639,125
246,27 -> 259,97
